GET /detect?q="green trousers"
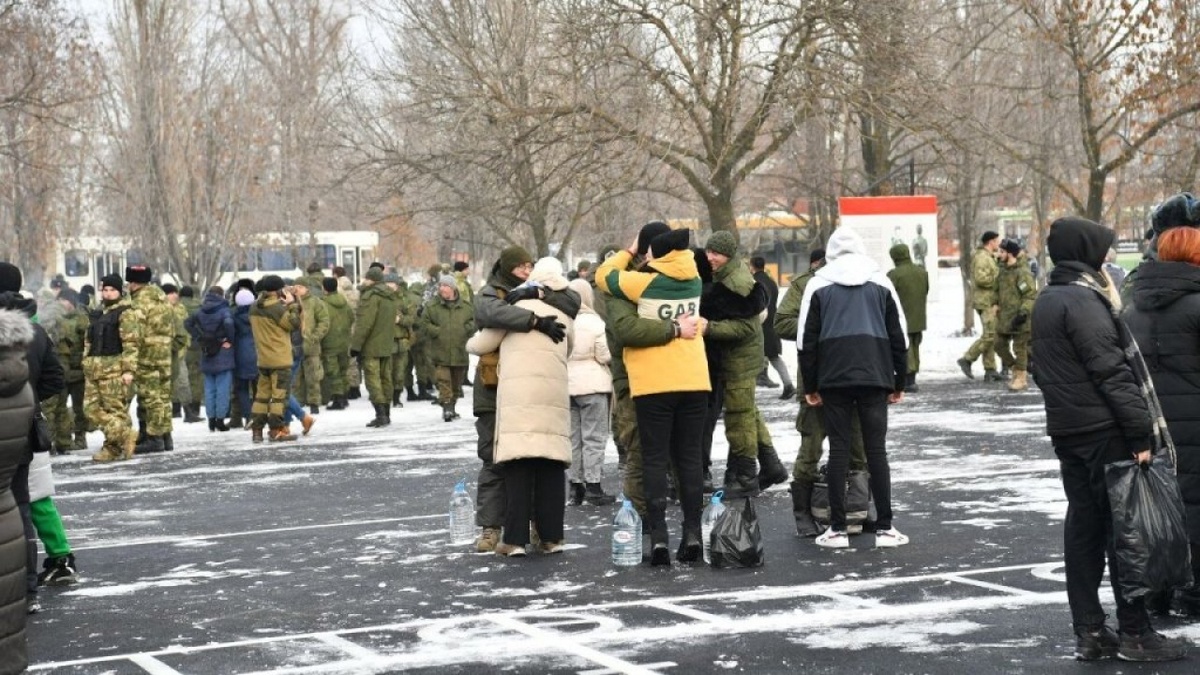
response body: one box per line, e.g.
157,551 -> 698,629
30,497 -> 71,558
963,307 -> 998,371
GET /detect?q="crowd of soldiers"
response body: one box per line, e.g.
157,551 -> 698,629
956,231 -> 1038,391
37,259 -> 486,461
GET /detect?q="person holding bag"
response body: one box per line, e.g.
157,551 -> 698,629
1031,216 -> 1186,662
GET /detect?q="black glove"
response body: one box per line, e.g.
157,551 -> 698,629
533,315 -> 566,343
505,285 -> 542,305
1010,311 -> 1028,331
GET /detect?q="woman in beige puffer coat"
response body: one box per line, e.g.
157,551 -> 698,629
467,257 -> 578,556
0,307 -> 35,673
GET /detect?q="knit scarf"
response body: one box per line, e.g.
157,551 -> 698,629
1068,266 -> 1177,469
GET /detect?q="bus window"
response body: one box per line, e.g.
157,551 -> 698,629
340,249 -> 357,281
237,248 -> 257,272
296,245 -> 336,270
127,250 -> 147,266
259,247 -> 295,271
64,250 -> 89,276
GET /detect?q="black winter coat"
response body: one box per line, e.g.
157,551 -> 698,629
1124,259 -> 1200,540
753,270 -> 782,358
1031,263 -> 1152,452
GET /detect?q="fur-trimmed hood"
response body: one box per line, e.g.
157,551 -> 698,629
0,308 -> 32,398
0,308 -> 34,349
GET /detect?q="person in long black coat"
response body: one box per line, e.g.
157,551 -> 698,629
1123,225 -> 1200,618
751,257 -> 794,399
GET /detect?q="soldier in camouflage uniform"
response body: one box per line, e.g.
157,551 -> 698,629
293,279 -> 329,414
335,269 -> 363,400
248,276 -> 302,442
406,280 -> 428,400
420,275 -> 474,421
85,275 -> 140,462
958,231 -> 1003,381
163,284 -> 193,422
387,276 -> 417,408
412,264 -> 443,400
995,239 -> 1037,392
179,286 -> 204,420
351,267 -> 398,427
775,249 -> 867,537
126,266 -> 176,453
45,289 -> 88,452
320,277 -> 353,410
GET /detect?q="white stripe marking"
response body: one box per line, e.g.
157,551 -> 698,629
128,654 -> 184,675
311,633 -> 379,660
579,663 -> 678,675
490,614 -> 662,675
944,574 -> 1040,596
645,600 -> 726,624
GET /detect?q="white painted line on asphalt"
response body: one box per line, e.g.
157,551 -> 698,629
943,574 -> 1040,596
579,663 -> 678,675
810,591 -> 882,608
645,600 -> 728,624
892,465 -> 1059,483
127,654 -> 184,675
70,514 -> 443,551
489,614 -> 663,675
311,633 -> 380,660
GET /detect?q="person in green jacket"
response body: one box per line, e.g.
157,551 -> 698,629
45,289 -> 89,452
294,279 -> 329,413
389,277 -> 418,408
405,282 -> 428,401
180,286 -> 205,420
420,275 -> 475,421
350,267 -> 398,428
319,277 -> 353,410
887,243 -> 929,392
702,231 -> 788,495
995,239 -> 1037,392
958,231 -> 1003,381
774,248 -> 867,537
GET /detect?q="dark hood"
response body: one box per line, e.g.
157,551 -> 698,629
200,292 -> 228,313
1131,259 -> 1200,311
889,243 -> 913,265
0,291 -> 36,319
1047,216 -> 1114,271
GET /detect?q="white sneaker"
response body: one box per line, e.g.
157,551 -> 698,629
875,528 -> 909,548
815,529 -> 849,549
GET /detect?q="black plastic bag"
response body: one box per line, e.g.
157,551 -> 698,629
811,467 -> 872,532
709,497 -> 764,569
1105,456 -> 1194,599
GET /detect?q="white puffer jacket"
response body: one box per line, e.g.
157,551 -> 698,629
566,279 -> 611,397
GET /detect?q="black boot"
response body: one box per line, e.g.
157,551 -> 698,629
163,433 -> 173,451
779,383 -> 796,400
757,445 -> 789,490
228,415 -> 244,429
676,526 -> 702,563
790,480 -> 820,537
569,482 -> 585,506
346,386 -> 361,400
136,420 -> 147,445
584,483 -> 616,506
135,435 -> 166,454
382,404 -> 392,427
172,402 -> 182,419
905,373 -> 919,393
418,384 -> 435,401
215,418 -> 229,432
756,369 -> 779,388
406,385 -> 419,402
208,418 -> 217,432
723,455 -> 760,497
649,525 -> 671,566
366,404 -> 386,428
443,406 -> 454,422
184,404 -> 203,423
309,404 -> 319,415
702,468 -> 715,494
393,390 -> 404,408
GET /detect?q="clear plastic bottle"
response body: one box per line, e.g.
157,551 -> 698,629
448,479 -> 475,546
701,490 -> 727,564
612,498 -> 642,566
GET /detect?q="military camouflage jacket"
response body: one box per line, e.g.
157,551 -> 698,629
83,298 -> 140,380
971,246 -> 1000,310
130,284 -> 175,369
997,253 -> 1037,334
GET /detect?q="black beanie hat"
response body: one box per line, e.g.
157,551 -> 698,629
453,260 -> 470,273
637,221 -> 672,255
1000,239 -> 1022,257
650,229 -> 689,259
180,286 -> 194,298
125,265 -> 152,284
809,248 -> 826,264
260,275 -> 285,293
369,261 -> 385,271
236,278 -> 255,292
980,231 -> 1000,245
100,274 -> 123,292
0,262 -> 21,293
161,283 -> 179,295
322,276 -> 338,293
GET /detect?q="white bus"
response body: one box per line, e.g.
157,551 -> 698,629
54,230 -> 380,292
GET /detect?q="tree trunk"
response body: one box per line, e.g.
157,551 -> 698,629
1085,169 -> 1106,223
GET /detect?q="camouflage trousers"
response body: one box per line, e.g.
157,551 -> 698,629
85,376 -> 134,451
435,365 -> 466,408
171,352 -> 191,405
391,347 -> 410,395
347,354 -> 362,389
45,380 -> 85,447
963,307 -> 998,371
251,367 -> 292,428
793,399 -> 866,483
295,352 -> 324,406
995,331 -> 1031,371
321,350 -> 348,403
135,366 -> 173,436
612,385 -> 646,518
186,348 -> 204,404
362,356 -> 393,405
723,380 -> 765,459
414,341 -> 433,387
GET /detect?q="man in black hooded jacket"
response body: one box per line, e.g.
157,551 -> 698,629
1031,217 -> 1185,662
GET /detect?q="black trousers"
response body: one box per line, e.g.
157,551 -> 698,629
1055,434 -> 1148,633
501,458 -> 565,546
474,413 -> 505,528
635,391 -> 707,540
821,387 -> 894,532
700,376 -> 726,472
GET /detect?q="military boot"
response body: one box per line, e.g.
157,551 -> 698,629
92,444 -> 122,463
136,420 -> 147,445
184,404 -> 204,423
983,369 -> 1005,383
346,386 -> 361,400
251,425 -> 265,443
393,390 -> 404,408
269,426 -> 297,442
475,527 -> 501,553
443,406 -> 454,422
172,401 -> 182,419
723,455 -> 760,497
406,385 -> 419,402
228,414 -> 244,429
418,383 -> 435,401
120,437 -> 136,460
135,435 -> 166,454
790,480 -> 820,537
584,483 -> 615,506
757,444 -> 789,490
72,432 -> 88,451
366,404 -> 387,428
1008,369 -> 1028,391
904,373 -> 919,393
163,433 -> 173,451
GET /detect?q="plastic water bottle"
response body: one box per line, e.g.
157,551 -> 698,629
701,490 -> 727,564
449,479 -> 475,546
612,498 -> 642,566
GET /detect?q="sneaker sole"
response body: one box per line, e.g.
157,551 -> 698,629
875,538 -> 908,548
816,539 -> 849,549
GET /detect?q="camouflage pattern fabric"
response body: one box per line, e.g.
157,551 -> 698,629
295,352 -> 325,406
83,297 -> 140,455
963,307 -> 998,371
613,390 -> 645,516
722,382 -> 760,460
46,382 -> 85,448
322,351 -> 348,403
131,284 -> 177,436
362,355 -> 393,406
182,295 -> 204,405
251,367 -> 292,428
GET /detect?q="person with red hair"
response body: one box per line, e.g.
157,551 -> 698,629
1124,223 -> 1200,621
